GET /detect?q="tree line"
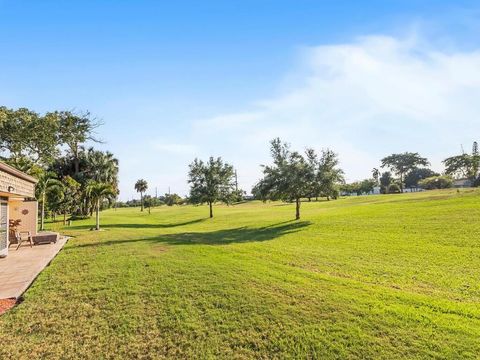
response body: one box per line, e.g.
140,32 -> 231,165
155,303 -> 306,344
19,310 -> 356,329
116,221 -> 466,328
0,106 -> 119,230
4,104 -> 475,225
184,138 -> 343,220
183,139 -> 480,220
343,141 -> 480,196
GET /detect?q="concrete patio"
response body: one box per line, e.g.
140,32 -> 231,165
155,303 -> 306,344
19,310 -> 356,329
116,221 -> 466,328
0,237 -> 68,299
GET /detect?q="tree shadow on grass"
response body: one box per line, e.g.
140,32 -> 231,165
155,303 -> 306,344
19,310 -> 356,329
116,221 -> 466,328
68,218 -> 207,230
71,220 -> 311,248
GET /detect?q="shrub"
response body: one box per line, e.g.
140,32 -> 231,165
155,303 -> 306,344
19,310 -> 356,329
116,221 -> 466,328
387,183 -> 401,193
419,176 -> 453,190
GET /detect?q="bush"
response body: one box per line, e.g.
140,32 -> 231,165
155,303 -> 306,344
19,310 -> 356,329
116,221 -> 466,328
418,176 -> 453,190
387,183 -> 401,193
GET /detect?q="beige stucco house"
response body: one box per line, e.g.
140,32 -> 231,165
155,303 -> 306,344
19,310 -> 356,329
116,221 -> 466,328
0,162 -> 38,258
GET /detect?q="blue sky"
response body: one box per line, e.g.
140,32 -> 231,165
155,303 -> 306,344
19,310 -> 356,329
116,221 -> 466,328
1,1 -> 480,200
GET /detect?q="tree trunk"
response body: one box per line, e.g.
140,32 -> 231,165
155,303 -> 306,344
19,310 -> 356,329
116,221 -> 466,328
295,198 -> 301,220
308,197 -> 311,202
96,200 -> 100,230
209,202 -> 213,218
400,173 -> 404,193
74,158 -> 79,177
141,192 -> 144,212
40,192 -> 45,231
63,212 -> 67,226
73,146 -> 80,177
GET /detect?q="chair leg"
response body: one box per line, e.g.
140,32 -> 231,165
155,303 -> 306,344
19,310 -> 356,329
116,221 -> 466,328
29,238 -> 33,248
16,239 -> 22,250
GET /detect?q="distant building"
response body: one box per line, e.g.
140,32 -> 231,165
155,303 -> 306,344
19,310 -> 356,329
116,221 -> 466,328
452,178 -> 473,188
403,187 -> 424,193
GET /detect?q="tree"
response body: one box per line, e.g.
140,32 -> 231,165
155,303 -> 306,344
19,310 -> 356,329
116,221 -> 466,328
253,139 -> 313,220
305,148 -> 319,201
387,183 -> 401,193
0,107 -> 59,172
51,148 -> 119,216
86,182 -> 116,230
35,171 -> 62,231
58,176 -> 81,225
404,168 -> 439,189
163,193 -> 184,206
188,157 -> 235,218
372,168 -> 380,185
57,111 -> 102,177
381,152 -> 429,192
317,149 -> 344,200
379,171 -> 393,194
341,179 -> 376,195
419,176 -> 453,190
443,142 -> 480,184
358,179 -> 376,194
134,179 -> 148,211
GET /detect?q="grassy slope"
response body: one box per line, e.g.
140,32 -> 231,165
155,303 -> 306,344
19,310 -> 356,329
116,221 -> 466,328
1,189 -> 479,359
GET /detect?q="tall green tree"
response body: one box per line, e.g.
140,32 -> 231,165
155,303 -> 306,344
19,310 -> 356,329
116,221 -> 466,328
58,176 -> 81,225
0,107 -> 59,172
372,168 -> 380,185
134,179 -> 148,212
305,148 -> 319,201
253,139 -> 312,220
317,149 -> 344,200
381,152 -> 429,192
57,111 -> 102,177
443,142 -> 480,184
83,148 -> 119,191
86,182 -> 116,230
404,168 -> 438,189
188,157 -> 235,218
51,148 -> 119,216
379,171 -> 394,194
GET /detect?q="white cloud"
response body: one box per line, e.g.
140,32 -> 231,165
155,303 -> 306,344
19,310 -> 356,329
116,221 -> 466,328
121,32 -> 480,199
190,33 -> 480,192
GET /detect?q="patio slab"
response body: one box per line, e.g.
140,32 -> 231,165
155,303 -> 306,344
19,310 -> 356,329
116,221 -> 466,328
0,236 -> 68,299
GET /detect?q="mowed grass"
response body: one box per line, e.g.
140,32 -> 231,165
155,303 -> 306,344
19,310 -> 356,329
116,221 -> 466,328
1,189 -> 480,359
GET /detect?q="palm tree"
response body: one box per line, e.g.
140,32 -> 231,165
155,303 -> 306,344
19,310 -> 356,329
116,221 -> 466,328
35,172 -> 63,231
78,148 -> 119,216
86,182 -> 116,230
84,148 -> 119,188
134,179 -> 148,211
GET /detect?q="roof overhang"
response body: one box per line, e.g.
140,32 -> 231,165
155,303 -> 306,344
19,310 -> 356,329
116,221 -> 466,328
0,162 -> 38,184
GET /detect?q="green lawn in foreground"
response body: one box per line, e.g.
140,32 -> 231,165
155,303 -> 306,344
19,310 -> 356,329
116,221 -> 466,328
1,189 -> 479,359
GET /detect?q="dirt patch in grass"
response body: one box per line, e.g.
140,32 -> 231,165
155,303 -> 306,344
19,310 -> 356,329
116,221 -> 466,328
152,245 -> 169,253
0,298 -> 17,315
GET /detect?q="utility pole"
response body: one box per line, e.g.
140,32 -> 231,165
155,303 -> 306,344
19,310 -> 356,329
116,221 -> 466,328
235,170 -> 238,192
155,187 -> 158,198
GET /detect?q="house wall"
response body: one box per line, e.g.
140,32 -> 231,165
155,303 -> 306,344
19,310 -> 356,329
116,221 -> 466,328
9,200 -> 38,236
0,169 -> 35,198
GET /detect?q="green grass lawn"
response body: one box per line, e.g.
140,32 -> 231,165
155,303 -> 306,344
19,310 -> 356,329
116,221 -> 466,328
1,189 -> 480,359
